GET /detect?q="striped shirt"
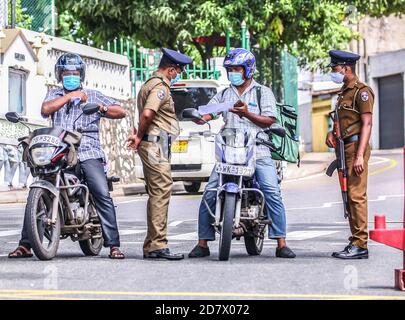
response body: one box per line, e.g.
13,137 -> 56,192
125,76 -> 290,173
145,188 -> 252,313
43,88 -> 118,162
208,80 -> 277,159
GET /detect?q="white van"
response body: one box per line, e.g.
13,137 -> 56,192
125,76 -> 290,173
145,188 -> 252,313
134,78 -> 229,192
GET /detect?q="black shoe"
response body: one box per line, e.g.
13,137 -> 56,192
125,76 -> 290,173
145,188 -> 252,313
276,246 -> 296,258
188,245 -> 210,258
144,248 -> 184,260
332,245 -> 368,259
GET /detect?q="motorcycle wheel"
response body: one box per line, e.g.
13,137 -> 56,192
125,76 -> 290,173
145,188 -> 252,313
218,192 -> 236,261
79,238 -> 103,256
244,234 -> 264,255
79,203 -> 103,256
26,188 -> 61,261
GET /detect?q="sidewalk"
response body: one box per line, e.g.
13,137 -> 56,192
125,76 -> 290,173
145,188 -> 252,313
0,152 -> 337,204
284,152 -> 335,180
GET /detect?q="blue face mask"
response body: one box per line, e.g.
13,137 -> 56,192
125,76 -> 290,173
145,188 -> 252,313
330,71 -> 345,84
228,72 -> 245,86
170,73 -> 181,86
63,75 -> 81,91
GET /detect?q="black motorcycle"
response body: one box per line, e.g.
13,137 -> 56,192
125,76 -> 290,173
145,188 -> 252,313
6,103 -> 118,260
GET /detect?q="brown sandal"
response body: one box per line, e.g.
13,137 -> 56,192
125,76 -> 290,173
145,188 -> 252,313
108,247 -> 125,259
8,246 -> 33,259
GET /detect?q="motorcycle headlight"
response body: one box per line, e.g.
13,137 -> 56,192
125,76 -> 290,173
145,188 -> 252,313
31,147 -> 56,166
224,146 -> 247,165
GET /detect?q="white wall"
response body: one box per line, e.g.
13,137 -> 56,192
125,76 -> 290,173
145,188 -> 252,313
21,29 -> 132,101
1,38 -> 46,121
368,49 -> 405,149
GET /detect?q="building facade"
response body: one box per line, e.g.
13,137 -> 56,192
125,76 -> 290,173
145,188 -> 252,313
0,27 -> 135,189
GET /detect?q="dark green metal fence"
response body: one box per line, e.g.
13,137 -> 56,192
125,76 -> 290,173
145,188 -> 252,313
20,0 -> 55,35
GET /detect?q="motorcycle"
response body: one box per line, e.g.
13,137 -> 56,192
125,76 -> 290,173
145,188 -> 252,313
182,108 -> 286,261
5,102 -> 119,260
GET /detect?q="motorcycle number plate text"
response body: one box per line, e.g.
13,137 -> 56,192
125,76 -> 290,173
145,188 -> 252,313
215,163 -> 254,177
30,135 -> 60,147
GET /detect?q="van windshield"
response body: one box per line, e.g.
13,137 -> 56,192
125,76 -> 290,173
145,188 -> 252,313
171,87 -> 217,120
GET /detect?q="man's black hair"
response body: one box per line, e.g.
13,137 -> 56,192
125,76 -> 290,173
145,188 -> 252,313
158,55 -> 178,69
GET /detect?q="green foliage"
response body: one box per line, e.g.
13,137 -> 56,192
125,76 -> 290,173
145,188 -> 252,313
8,0 -> 33,29
55,0 -> 405,69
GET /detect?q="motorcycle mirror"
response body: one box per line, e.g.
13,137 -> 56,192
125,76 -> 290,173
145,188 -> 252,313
5,112 -> 21,123
182,108 -> 202,120
82,103 -> 100,115
267,123 -> 286,138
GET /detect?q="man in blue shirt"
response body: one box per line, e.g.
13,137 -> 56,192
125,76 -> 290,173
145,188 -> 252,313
8,52 -> 127,259
189,48 -> 295,259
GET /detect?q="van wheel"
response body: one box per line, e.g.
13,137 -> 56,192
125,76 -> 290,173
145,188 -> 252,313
184,182 -> 201,193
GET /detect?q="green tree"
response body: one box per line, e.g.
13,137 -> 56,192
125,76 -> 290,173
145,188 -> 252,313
55,0 -> 405,66
8,0 -> 33,29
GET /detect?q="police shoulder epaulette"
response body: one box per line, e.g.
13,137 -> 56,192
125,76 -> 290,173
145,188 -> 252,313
144,76 -> 169,92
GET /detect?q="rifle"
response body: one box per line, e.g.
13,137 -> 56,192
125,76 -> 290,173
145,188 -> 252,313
326,110 -> 351,219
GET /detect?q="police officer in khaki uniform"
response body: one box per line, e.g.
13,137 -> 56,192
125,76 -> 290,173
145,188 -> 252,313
325,50 -> 374,259
127,48 -> 192,260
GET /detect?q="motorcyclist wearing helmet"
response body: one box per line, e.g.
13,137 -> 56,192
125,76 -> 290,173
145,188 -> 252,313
9,52 -> 127,260
189,48 -> 295,259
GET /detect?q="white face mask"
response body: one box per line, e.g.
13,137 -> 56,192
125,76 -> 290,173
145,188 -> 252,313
330,71 -> 345,84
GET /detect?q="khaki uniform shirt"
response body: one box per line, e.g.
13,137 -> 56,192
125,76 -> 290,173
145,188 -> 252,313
137,72 -> 180,137
336,76 -> 374,138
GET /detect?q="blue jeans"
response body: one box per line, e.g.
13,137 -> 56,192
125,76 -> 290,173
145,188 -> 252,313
198,156 -> 287,240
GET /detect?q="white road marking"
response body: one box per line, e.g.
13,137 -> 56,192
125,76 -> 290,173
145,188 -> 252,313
119,230 -> 146,236
168,219 -> 197,227
308,226 -> 347,229
168,220 -> 185,227
286,230 -> 339,240
168,232 -> 198,241
0,229 -> 147,238
0,230 -> 21,237
286,194 -> 403,211
369,157 -> 391,166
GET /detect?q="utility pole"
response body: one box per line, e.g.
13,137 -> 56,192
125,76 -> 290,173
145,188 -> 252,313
11,0 -> 16,28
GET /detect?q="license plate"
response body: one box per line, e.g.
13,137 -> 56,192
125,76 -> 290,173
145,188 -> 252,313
171,140 -> 188,153
29,135 -> 60,147
215,163 -> 254,177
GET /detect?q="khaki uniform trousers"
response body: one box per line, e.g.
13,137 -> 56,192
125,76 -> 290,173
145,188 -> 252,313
138,140 -> 173,255
344,141 -> 371,249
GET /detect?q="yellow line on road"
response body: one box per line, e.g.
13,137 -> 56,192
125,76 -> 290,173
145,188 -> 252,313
369,159 -> 398,177
0,289 -> 404,300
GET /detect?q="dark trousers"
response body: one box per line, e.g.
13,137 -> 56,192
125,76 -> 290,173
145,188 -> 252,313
19,158 -> 120,248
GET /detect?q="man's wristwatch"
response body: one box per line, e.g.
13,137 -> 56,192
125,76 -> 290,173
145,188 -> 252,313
100,105 -> 109,114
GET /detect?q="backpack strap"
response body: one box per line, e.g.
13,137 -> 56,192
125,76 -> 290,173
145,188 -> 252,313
256,86 -> 262,115
220,87 -> 229,101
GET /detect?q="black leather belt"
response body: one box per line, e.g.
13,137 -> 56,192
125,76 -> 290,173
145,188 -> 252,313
142,134 -> 160,142
343,134 -> 359,145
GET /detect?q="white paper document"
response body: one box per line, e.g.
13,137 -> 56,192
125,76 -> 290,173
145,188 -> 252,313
198,102 -> 234,115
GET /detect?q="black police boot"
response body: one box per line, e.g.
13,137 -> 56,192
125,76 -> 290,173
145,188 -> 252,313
188,245 -> 210,258
144,248 -> 184,260
332,244 -> 368,259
